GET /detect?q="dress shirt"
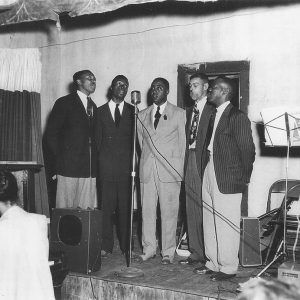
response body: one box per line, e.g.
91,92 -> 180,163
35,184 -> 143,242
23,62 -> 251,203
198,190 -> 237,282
77,90 -> 89,111
109,100 -> 124,121
189,96 -> 207,149
153,102 -> 167,123
207,101 -> 231,154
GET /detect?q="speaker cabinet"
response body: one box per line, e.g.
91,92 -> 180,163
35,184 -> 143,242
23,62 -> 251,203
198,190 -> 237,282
50,208 -> 102,274
239,217 -> 262,267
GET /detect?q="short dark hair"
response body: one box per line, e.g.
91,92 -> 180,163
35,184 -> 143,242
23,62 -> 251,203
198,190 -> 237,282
111,75 -> 129,88
190,72 -> 209,85
152,77 -> 169,90
73,70 -> 93,85
0,171 -> 18,203
215,75 -> 234,101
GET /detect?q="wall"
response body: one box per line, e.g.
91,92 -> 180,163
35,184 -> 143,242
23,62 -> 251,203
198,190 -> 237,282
1,3 -> 300,216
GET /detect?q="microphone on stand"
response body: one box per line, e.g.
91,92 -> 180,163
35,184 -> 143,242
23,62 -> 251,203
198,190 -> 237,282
131,91 -> 141,105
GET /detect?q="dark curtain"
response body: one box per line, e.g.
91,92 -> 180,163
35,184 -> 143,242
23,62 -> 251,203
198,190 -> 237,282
0,89 -> 49,216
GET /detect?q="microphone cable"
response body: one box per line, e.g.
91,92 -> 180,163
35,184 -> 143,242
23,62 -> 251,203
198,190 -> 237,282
136,112 -> 269,252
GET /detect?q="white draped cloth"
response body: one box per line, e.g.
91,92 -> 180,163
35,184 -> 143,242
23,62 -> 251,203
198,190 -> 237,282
0,206 -> 54,300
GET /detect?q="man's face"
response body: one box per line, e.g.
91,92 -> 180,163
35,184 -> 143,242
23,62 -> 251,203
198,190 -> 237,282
77,72 -> 96,95
111,79 -> 129,102
150,80 -> 169,106
189,77 -> 208,102
207,79 -> 224,107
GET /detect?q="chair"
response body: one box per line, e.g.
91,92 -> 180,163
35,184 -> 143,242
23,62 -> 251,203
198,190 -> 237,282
266,179 -> 300,212
261,180 -> 300,264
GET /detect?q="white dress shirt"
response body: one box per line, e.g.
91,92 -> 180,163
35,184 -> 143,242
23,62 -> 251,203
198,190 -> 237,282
77,90 -> 89,111
153,102 -> 167,123
207,101 -> 231,154
189,96 -> 207,149
109,100 -> 124,121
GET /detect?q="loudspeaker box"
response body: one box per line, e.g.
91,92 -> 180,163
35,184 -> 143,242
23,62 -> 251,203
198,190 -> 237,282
50,208 -> 102,274
239,217 -> 262,267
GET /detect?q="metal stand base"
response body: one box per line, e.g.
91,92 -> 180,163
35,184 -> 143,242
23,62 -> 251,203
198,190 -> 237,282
115,267 -> 144,278
256,240 -> 284,278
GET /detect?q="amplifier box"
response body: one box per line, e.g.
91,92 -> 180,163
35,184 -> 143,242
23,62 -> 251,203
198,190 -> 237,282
278,261 -> 300,288
239,217 -> 262,267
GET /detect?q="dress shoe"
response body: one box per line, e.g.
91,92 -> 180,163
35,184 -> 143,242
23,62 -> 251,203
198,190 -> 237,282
101,250 -> 111,258
193,265 -> 214,275
210,272 -> 236,281
161,256 -> 172,265
138,253 -> 156,262
179,257 -> 200,266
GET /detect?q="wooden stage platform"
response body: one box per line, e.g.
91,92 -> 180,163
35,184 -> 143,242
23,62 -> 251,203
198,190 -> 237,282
60,248 -> 268,300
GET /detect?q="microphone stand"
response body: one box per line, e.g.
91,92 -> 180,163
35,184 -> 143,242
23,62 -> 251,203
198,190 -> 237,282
115,91 -> 144,278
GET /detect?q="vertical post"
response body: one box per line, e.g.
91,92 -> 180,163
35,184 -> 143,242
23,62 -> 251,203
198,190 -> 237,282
128,103 -> 138,267
284,112 -> 290,257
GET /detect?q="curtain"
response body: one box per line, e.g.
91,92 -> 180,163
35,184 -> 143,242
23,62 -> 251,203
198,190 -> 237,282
0,48 -> 49,216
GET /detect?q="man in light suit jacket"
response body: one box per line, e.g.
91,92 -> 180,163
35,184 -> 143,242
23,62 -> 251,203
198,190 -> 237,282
96,75 -> 134,257
197,76 -> 255,281
137,77 -> 186,264
180,73 -> 215,269
45,70 -> 98,209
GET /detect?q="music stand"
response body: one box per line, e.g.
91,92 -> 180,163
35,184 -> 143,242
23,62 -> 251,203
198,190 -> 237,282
257,108 -> 300,277
115,91 -> 144,278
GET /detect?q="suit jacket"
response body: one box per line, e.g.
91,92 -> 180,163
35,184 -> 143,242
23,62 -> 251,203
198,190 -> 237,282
96,101 -> 134,182
184,102 -> 216,179
212,103 -> 255,194
137,102 -> 186,183
45,92 -> 97,178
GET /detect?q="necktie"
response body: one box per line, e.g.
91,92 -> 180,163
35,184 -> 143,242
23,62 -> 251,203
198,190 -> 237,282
154,106 -> 161,129
115,103 -> 121,127
206,111 -> 216,147
189,105 -> 200,145
87,97 -> 93,117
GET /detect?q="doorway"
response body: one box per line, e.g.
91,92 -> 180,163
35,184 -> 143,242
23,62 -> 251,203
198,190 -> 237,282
178,60 -> 250,216
177,60 -> 249,112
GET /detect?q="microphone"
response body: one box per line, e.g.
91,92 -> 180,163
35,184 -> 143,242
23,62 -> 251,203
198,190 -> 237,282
131,90 -> 141,105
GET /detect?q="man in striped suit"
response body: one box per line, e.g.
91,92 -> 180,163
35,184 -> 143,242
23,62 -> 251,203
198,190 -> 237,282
196,76 -> 255,281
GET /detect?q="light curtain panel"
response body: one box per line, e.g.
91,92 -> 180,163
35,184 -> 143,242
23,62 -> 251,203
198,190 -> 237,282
0,48 -> 49,216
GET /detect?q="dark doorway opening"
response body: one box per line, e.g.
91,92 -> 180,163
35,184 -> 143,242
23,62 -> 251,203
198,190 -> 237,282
178,60 -> 250,216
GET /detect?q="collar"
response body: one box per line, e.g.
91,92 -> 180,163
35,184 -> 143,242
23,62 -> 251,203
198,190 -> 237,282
0,205 -> 20,220
216,101 -> 230,114
153,101 -> 167,114
109,100 -> 125,111
77,90 -> 90,101
195,96 -> 207,108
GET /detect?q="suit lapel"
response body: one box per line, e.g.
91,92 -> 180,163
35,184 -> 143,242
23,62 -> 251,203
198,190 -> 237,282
156,101 -> 173,132
146,105 -> 155,133
215,102 -> 233,136
103,103 -> 115,125
196,103 -> 214,145
186,107 -> 193,135
75,93 -> 88,116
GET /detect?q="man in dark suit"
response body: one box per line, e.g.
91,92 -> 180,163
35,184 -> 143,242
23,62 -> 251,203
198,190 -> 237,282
197,76 -> 255,281
180,73 -> 215,269
96,75 -> 134,257
45,70 -> 98,209
137,78 -> 186,264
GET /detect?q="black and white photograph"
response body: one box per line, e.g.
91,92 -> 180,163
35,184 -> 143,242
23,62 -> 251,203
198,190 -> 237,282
0,0 -> 300,299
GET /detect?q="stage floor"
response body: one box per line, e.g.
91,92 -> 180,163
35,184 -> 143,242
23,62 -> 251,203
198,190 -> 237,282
60,245 -> 275,300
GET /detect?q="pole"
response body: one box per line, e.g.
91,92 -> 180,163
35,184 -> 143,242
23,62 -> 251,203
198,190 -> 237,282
128,103 -> 138,267
115,91 -> 144,278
